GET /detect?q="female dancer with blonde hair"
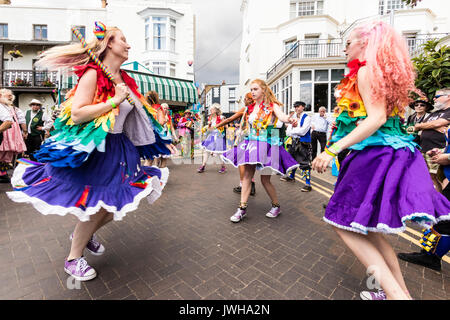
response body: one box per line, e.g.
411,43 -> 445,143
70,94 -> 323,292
215,92 -> 257,195
312,21 -> 450,300
198,103 -> 227,173
7,22 -> 169,281
222,79 -> 299,222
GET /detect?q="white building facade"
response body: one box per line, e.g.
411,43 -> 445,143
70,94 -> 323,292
239,0 -> 450,114
203,83 -> 239,115
0,0 -> 195,111
219,84 -> 239,114
109,0 -> 195,80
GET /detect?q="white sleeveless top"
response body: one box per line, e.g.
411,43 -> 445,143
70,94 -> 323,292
109,90 -> 137,134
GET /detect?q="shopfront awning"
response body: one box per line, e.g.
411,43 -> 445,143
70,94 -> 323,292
127,71 -> 198,104
61,70 -> 198,105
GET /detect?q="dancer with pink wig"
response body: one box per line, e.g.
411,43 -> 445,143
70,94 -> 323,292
312,21 -> 450,300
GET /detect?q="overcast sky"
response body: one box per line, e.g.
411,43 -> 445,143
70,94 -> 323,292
192,0 -> 242,86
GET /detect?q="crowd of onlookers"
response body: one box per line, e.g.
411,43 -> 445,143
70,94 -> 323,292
0,89 -> 54,183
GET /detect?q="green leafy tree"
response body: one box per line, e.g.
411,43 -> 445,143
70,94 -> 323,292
412,39 -> 450,101
401,0 -> 422,7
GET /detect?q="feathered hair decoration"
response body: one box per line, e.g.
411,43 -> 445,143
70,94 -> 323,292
93,21 -> 106,40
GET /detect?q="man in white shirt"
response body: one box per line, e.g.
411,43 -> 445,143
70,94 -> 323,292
24,99 -> 53,160
281,101 -> 312,192
311,106 -> 331,160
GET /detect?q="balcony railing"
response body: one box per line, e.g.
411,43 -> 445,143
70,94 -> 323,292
407,33 -> 450,56
267,40 -> 344,79
1,70 -> 58,88
266,33 -> 450,80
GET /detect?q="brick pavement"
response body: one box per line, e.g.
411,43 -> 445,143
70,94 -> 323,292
0,159 -> 449,300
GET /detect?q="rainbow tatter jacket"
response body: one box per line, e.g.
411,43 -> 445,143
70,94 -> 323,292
34,63 -> 170,168
329,59 -> 416,151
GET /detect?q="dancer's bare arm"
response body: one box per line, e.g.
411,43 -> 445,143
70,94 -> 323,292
71,69 -> 128,124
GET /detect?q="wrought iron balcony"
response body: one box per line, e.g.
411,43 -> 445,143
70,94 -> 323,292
267,40 -> 345,79
266,33 -> 450,80
406,33 -> 450,57
1,69 -> 58,88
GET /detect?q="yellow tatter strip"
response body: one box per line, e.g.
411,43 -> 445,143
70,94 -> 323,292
294,175 -> 333,198
292,173 -> 450,264
405,227 -> 422,238
295,173 -> 334,196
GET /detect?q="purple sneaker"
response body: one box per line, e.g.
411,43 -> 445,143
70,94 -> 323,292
265,206 -> 281,218
219,166 -> 227,174
70,233 -> 105,256
197,165 -> 205,173
64,257 -> 97,281
360,289 -> 386,300
230,208 -> 247,223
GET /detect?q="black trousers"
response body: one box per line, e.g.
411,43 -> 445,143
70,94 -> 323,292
288,139 -> 312,171
25,134 -> 42,161
435,183 -> 450,235
311,131 -> 327,160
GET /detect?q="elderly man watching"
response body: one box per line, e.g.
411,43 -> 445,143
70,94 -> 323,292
311,106 -> 332,160
24,99 -> 53,161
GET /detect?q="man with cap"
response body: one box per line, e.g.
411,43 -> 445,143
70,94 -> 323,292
24,99 -> 53,161
281,101 -> 313,192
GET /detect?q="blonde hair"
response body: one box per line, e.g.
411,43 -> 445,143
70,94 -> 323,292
35,25 -> 122,71
250,79 -> 283,106
210,103 -> 222,115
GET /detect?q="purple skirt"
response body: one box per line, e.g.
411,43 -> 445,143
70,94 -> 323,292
201,130 -> 227,153
324,146 -> 450,234
7,133 -> 169,222
221,139 -> 299,175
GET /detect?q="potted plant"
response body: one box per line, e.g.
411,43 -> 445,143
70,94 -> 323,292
42,79 -> 55,87
12,78 -> 31,86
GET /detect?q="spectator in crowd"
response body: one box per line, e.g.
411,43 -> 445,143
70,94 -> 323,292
311,106 -> 332,160
412,89 -> 450,192
0,90 -> 14,182
0,89 -> 27,183
397,87 -> 450,271
177,109 -> 197,159
406,97 -> 433,144
281,101 -> 313,192
24,99 -> 53,161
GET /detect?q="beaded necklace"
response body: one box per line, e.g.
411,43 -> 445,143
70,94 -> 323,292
252,101 -> 278,130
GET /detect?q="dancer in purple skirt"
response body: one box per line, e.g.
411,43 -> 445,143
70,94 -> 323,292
198,104 -> 227,173
222,79 -> 299,222
6,23 -> 169,281
312,21 -> 450,300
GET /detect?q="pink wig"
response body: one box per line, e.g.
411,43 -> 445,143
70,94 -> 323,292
352,21 -> 419,114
